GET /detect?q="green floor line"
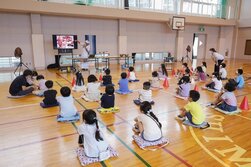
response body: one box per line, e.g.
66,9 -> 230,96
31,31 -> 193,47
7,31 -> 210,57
56,81 -> 107,167
56,76 -> 151,166
105,126 -> 151,167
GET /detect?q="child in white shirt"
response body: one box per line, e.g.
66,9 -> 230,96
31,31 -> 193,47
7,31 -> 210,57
128,66 -> 139,82
82,75 -> 100,102
133,101 -> 162,141
57,86 -> 78,118
202,62 -> 207,74
78,109 -> 109,158
32,75 -> 47,96
211,82 -> 237,112
204,72 -> 223,91
134,82 -> 154,105
150,71 -> 161,88
219,63 -> 227,80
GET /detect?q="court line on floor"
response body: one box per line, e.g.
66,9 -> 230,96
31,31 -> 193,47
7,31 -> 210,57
71,98 -> 151,166
0,103 -> 39,111
114,113 -> 193,167
0,114 -> 57,126
189,126 -> 229,167
235,114 -> 251,121
56,80 -> 110,167
57,73 -> 251,165
57,74 -> 227,166
0,132 -> 77,152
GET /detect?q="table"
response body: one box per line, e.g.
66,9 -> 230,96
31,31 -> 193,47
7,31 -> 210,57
67,55 -> 132,72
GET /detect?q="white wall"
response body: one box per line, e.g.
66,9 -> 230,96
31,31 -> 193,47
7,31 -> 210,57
181,25 -> 220,59
41,15 -> 118,65
236,28 -> 251,59
127,21 -> 176,56
239,0 -> 251,27
0,13 -> 33,68
0,12 -> 237,67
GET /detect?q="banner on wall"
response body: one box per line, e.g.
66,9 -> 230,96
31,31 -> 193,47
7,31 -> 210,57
85,35 -> 96,55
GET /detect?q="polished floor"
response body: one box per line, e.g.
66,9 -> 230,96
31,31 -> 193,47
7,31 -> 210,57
0,59 -> 251,167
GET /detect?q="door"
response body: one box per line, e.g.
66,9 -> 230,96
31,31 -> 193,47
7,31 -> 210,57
192,33 -> 207,69
197,34 -> 207,60
192,33 -> 207,60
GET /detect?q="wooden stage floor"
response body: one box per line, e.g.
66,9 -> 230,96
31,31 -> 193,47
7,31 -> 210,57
0,59 -> 251,167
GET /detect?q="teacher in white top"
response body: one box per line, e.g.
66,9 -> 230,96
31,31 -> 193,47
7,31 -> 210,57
209,48 -> 224,74
77,40 -> 91,70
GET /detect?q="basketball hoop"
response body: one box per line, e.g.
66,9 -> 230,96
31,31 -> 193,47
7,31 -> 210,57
176,25 -> 184,31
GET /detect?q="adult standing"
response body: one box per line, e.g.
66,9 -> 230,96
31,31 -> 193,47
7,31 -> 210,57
9,69 -> 35,96
209,48 -> 224,73
77,40 -> 91,70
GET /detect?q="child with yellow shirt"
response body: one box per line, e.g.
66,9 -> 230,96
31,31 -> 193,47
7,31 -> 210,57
176,90 -> 208,127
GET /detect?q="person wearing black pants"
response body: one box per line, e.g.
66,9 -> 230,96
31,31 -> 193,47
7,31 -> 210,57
209,48 -> 224,73
9,69 -> 35,96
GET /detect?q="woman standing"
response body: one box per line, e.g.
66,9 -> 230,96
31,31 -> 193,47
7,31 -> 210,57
209,48 -> 224,73
77,40 -> 91,70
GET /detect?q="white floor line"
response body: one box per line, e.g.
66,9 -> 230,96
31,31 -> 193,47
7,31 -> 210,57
0,103 -> 39,111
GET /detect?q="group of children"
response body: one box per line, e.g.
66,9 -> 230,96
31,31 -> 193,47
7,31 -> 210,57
8,60 -> 247,161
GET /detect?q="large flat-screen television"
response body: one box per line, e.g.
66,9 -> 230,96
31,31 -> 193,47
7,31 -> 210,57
52,35 -> 78,49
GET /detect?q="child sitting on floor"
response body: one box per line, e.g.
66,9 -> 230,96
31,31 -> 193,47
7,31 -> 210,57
101,85 -> 115,109
102,68 -> 113,86
149,71 -> 161,88
116,72 -> 132,94
133,101 -> 162,141
134,82 -> 154,105
204,72 -> 222,91
42,80 -> 58,106
202,62 -> 207,74
78,109 -> 109,158
176,90 -> 208,127
195,66 -> 206,82
72,70 -> 85,92
235,69 -> 245,89
33,75 -> 47,96
158,64 -> 168,79
82,75 -> 100,102
27,70 -> 38,85
176,76 -> 191,98
128,66 -> 139,82
177,63 -> 189,77
57,86 -> 78,118
219,63 -> 227,80
211,82 -> 237,112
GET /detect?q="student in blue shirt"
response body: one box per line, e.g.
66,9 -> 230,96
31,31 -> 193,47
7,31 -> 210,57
116,72 -> 132,94
235,69 -> 244,89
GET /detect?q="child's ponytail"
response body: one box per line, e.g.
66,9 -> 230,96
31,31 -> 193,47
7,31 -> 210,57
82,109 -> 103,142
95,118 -> 103,141
140,101 -> 162,129
149,111 -> 162,129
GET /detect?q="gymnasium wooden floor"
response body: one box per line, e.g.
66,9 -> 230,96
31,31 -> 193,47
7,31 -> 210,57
0,59 -> 251,167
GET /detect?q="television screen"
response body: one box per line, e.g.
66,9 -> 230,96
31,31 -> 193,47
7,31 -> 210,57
52,35 -> 78,49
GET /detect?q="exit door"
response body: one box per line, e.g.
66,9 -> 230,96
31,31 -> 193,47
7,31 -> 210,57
192,33 -> 207,60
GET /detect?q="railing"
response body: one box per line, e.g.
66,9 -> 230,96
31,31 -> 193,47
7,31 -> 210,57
37,0 -> 239,19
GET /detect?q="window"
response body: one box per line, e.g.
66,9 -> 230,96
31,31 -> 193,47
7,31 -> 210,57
182,0 -> 222,17
0,57 -> 20,68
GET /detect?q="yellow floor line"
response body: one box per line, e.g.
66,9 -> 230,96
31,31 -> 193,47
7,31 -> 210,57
189,126 -> 230,167
235,114 -> 251,121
